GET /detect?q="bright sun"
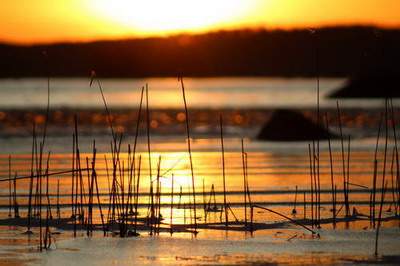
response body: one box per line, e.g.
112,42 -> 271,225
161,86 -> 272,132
89,0 -> 251,35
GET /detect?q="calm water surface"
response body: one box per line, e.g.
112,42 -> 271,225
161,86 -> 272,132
0,77 -> 395,109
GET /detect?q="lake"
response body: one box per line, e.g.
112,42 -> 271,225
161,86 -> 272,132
0,77 -> 395,109
0,77 -> 398,265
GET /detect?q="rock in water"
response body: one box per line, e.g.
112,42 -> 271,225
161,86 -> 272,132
257,109 -> 336,141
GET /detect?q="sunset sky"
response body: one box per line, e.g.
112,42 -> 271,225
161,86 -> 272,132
1,0 -> 400,44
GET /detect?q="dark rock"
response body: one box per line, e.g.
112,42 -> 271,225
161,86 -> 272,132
257,109 -> 336,141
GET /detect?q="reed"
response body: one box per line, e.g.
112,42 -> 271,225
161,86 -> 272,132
245,152 -> 252,219
133,155 -> 141,236
292,186 -> 298,215
38,143 -> 43,251
183,202 -> 186,225
250,206 -> 254,232
372,113 -> 383,227
34,140 -> 40,218
346,136 -> 351,215
227,205 -> 239,222
388,147 -> 396,213
105,155 -> 113,227
120,159 -> 126,237
396,147 -> 400,218
337,101 -> 350,217
56,179 -> 60,221
314,29 -> 321,228
44,153 -> 51,249
126,145 -> 133,218
179,77 -> 198,233
326,114 -> 336,227
158,181 -> 162,234
45,152 -> 52,220
73,133 -> 77,236
334,185 -> 337,220
202,179 -> 207,222
375,99 -> 390,255
389,99 -> 399,216
127,86 -> 144,222
170,173 -> 174,235
27,123 -> 36,233
13,172 -> 19,218
71,132 -> 76,220
40,62 -> 51,251
178,186 -> 182,209
207,184 -> 218,212
303,192 -> 306,220
252,205 -> 317,235
90,71 -> 115,142
312,141 -> 318,225
8,156 -> 11,217
308,144 -> 314,226
88,144 -> 97,236
317,150 -> 321,226
155,156 -> 162,235
241,139 -> 247,225
188,184 -> 193,228
220,115 -> 228,226
375,181 -> 388,256
145,85 -> 155,232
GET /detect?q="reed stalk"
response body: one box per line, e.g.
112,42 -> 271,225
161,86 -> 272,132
312,141 -> 318,225
71,132 -> 75,220
347,136 -> 351,214
303,192 -> 306,220
133,155 -> 141,235
145,85 -> 155,231
375,181 -> 388,256
13,172 -> 19,218
179,77 -> 197,233
326,114 -> 336,227
389,147 -> 396,213
170,173 -> 174,235
252,205 -> 317,235
292,186 -> 298,215
372,113 -> 383,227
241,139 -> 247,225
27,123 -> 36,233
220,115 -> 228,227
314,30 -> 321,228
56,179 -> 60,220
45,152 -> 52,220
308,144 -> 314,226
337,101 -> 350,217
245,152 -> 252,215
375,99 -> 390,255
202,179 -> 207,222
8,156 -> 11,217
389,99 -> 399,216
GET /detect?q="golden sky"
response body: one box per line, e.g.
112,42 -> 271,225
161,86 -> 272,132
1,0 -> 400,44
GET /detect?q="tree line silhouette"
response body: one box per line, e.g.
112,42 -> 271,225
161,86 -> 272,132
0,26 -> 399,78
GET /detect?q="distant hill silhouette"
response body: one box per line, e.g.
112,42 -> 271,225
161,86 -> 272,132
0,26 -> 399,78
329,70 -> 400,98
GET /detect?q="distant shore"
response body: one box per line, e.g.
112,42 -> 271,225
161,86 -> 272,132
1,26 -> 399,78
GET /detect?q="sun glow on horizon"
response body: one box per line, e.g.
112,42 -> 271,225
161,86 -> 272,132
89,0 -> 257,35
1,0 -> 400,43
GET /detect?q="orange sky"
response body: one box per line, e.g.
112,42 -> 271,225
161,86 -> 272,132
1,0 -> 400,44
